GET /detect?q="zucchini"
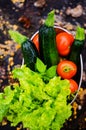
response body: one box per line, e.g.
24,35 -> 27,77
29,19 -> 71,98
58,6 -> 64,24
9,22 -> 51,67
39,10 -> 60,68
9,30 -> 39,71
69,27 -> 85,65
21,40 -> 39,70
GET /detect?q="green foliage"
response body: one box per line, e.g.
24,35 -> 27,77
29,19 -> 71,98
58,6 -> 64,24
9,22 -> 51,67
0,64 -> 72,130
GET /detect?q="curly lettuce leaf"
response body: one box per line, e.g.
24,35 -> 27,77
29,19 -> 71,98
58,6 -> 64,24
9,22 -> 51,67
0,65 -> 72,130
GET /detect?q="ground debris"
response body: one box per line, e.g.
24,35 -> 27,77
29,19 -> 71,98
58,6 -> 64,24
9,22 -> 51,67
66,4 -> 83,18
18,15 -> 31,28
12,0 -> 25,8
34,0 -> 46,8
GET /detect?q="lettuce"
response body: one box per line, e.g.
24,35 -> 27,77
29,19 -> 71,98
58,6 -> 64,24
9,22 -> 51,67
0,65 -> 72,130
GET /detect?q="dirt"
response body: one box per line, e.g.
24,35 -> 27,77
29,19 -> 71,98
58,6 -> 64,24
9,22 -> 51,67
0,0 -> 86,130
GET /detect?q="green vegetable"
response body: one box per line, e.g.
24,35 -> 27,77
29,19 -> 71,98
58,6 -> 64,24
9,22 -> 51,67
21,40 -> 39,70
69,26 -> 85,65
9,30 -> 39,71
35,58 -> 47,73
39,10 -> 60,68
35,58 -> 57,82
0,65 -> 72,130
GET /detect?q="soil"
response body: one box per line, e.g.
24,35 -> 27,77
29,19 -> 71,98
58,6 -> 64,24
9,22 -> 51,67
0,0 -> 86,130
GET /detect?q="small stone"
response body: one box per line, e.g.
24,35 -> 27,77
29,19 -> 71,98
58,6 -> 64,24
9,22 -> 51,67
84,118 -> 86,121
66,4 -> 83,18
12,0 -> 25,3
39,18 -> 45,25
78,105 -> 82,110
5,40 -> 12,45
3,30 -> 7,35
34,0 -> 46,8
2,119 -> 7,126
13,24 -> 18,30
55,9 -> 59,14
63,23 -> 74,30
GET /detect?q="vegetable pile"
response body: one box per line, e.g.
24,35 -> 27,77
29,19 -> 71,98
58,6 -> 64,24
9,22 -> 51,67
31,10 -> 85,94
0,10 -> 85,130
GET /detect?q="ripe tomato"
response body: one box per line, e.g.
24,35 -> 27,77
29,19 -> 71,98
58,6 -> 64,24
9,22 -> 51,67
69,79 -> 78,93
32,33 -> 39,51
56,32 -> 74,56
56,60 -> 77,79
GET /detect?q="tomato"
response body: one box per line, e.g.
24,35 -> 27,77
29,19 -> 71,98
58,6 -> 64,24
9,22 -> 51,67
69,79 -> 78,93
56,32 -> 74,56
68,33 -> 74,46
56,60 -> 77,79
32,33 -> 39,51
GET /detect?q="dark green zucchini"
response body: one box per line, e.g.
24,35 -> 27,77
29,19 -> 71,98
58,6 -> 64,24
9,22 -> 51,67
69,27 -> 85,65
39,10 -> 60,68
21,40 -> 39,70
8,30 -> 39,71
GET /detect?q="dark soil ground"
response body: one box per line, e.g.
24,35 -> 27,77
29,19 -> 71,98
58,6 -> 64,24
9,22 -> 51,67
0,0 -> 86,130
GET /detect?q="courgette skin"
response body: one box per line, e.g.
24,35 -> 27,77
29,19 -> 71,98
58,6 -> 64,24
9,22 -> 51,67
8,30 -> 39,71
21,40 -> 39,70
39,25 -> 60,68
69,40 -> 84,65
69,27 -> 85,65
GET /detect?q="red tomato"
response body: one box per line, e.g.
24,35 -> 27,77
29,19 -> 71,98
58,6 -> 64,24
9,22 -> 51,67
56,32 -> 74,56
69,79 -> 78,93
56,60 -> 77,79
68,33 -> 74,46
32,33 -> 39,51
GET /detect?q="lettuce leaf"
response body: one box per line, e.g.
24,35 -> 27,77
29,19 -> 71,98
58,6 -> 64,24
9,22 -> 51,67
0,65 -> 72,130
